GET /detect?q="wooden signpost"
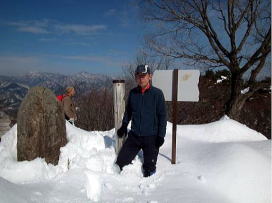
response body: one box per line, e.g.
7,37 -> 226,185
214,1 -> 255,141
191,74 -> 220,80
152,69 -> 200,164
171,69 -> 178,164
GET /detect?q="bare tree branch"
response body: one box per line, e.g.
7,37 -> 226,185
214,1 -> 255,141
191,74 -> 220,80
142,0 -> 271,119
240,27 -> 271,73
215,0 -> 230,36
248,52 -> 268,84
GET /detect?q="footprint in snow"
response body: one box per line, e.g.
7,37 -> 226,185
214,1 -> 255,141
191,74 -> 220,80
197,175 -> 207,183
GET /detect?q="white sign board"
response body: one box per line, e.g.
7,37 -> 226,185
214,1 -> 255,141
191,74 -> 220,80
152,70 -> 200,102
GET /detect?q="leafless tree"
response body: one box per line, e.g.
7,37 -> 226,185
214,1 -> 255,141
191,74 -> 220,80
76,88 -> 114,131
141,0 -> 271,119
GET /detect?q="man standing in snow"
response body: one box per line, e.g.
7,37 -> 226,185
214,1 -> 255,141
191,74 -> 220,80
115,64 -> 167,177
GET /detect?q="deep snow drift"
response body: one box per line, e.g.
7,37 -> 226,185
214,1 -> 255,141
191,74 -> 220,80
0,117 -> 271,203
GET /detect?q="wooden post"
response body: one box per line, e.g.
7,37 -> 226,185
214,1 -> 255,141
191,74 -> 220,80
112,80 -> 126,154
172,69 -> 178,164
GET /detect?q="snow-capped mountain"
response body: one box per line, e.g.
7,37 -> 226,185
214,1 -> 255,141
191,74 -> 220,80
0,82 -> 28,113
1,71 -> 112,92
0,72 -> 112,116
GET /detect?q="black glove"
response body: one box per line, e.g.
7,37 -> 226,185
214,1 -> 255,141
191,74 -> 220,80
156,136 -> 164,148
117,125 -> 127,138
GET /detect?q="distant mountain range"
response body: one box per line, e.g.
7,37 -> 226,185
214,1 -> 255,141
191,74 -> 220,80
0,72 -> 113,117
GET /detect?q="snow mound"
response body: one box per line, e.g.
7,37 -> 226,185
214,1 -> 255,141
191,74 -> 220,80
0,124 -> 17,159
0,177 -> 29,203
85,171 -> 102,202
0,119 -> 270,203
170,117 -> 267,143
178,139 -> 271,203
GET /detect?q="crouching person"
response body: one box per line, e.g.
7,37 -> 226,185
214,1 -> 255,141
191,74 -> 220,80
115,65 -> 167,177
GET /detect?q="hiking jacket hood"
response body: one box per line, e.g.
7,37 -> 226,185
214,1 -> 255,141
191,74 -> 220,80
122,85 -> 167,138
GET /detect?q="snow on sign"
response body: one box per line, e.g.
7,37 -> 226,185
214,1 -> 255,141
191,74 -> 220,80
152,69 -> 200,102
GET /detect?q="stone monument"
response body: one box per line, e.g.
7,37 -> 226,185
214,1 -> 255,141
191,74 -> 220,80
17,86 -> 67,165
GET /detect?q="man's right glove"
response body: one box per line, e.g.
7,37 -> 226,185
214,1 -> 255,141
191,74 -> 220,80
156,136 -> 164,148
117,125 -> 127,138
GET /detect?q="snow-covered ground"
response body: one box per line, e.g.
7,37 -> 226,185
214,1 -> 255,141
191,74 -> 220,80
0,117 -> 271,203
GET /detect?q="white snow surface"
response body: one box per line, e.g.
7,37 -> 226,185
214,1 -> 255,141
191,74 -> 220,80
241,87 -> 250,94
216,76 -> 228,84
0,118 -> 271,203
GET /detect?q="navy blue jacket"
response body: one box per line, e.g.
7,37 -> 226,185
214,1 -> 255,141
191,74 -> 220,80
122,85 -> 167,138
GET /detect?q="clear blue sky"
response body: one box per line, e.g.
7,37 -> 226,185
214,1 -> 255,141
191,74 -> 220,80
0,0 -> 145,76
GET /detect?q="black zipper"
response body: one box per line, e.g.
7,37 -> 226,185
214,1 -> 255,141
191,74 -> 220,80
139,93 -> 144,135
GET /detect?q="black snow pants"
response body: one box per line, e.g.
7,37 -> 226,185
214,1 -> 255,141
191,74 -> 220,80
116,132 -> 159,175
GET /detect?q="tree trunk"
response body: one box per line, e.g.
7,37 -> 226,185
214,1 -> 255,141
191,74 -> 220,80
226,93 -> 249,119
225,72 -> 247,120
